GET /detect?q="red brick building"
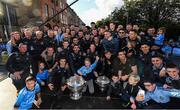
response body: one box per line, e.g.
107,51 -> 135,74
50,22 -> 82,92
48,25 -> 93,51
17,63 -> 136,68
16,0 -> 84,27
0,0 -> 84,41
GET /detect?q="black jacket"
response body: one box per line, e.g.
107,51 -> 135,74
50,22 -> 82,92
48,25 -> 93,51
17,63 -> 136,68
107,81 -> 122,97
48,67 -> 71,89
6,52 -> 31,74
121,82 -> 140,106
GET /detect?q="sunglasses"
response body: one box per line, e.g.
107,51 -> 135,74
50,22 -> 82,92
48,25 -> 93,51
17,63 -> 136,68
144,84 -> 152,87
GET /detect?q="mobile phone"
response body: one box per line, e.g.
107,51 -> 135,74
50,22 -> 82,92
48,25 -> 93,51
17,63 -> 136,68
138,89 -> 145,96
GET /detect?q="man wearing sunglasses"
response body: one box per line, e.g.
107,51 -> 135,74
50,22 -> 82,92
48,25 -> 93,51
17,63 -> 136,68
118,29 -> 127,49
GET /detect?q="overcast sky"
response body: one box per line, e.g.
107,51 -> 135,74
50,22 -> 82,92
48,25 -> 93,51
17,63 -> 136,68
67,0 -> 124,26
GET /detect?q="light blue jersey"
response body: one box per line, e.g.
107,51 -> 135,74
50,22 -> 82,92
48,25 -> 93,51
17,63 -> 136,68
15,83 -> 40,110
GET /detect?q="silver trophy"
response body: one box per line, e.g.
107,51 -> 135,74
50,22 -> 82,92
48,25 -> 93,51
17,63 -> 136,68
95,76 -> 110,92
67,76 -> 86,100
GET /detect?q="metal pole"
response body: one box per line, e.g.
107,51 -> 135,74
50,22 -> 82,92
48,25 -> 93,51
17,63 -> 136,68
5,4 -> 12,33
39,0 -> 79,27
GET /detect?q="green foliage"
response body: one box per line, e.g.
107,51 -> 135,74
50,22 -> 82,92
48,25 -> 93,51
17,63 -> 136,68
96,18 -> 111,27
96,0 -> 180,36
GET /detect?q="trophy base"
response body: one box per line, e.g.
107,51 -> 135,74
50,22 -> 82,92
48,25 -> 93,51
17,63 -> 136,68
99,87 -> 106,92
70,92 -> 82,100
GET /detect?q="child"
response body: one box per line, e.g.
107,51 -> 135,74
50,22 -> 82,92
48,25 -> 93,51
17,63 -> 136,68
36,62 -> 49,86
121,74 -> 141,109
77,56 -> 99,94
136,78 -> 180,109
15,76 -> 42,109
163,63 -> 180,89
106,73 -> 122,100
154,27 -> 165,46
152,27 -> 165,51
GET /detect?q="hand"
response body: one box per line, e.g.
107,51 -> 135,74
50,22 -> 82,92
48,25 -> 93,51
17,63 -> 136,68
106,96 -> 111,101
130,97 -> 135,104
136,95 -> 144,102
41,82 -> 45,86
48,83 -> 54,90
127,52 -> 133,57
57,47 -> 63,52
96,56 -> 100,61
163,84 -> 170,89
33,100 -> 40,108
78,73 -> 83,76
94,71 -> 98,77
107,60 -> 111,65
37,98 -> 42,106
118,71 -> 122,80
131,103 -> 136,110
13,72 -> 21,80
19,71 -> 23,74
74,73 -> 79,76
83,52 -> 86,56
48,68 -> 53,73
61,85 -> 67,91
159,67 -> 166,77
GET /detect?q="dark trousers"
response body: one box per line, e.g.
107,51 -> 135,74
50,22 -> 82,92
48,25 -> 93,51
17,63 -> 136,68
49,86 -> 63,109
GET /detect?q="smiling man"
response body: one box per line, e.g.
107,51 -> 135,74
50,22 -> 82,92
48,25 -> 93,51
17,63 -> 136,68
163,63 -> 180,89
136,78 -> 180,109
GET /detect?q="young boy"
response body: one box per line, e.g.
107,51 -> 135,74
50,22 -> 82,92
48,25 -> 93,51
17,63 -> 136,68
154,27 -> 165,47
15,76 -> 42,110
106,73 -> 122,100
136,78 -> 180,109
77,56 -> 99,94
121,74 -> 141,109
163,63 -> 180,89
36,62 -> 49,86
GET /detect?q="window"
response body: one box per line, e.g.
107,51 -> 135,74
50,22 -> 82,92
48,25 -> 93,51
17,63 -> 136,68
59,1 -> 62,9
52,0 -> 58,6
52,8 -> 55,16
55,0 -> 58,6
44,4 -> 49,17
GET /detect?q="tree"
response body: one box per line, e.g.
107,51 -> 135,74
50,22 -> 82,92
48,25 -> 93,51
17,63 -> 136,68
123,0 -> 180,28
96,0 -> 180,36
110,7 -> 127,25
96,17 -> 111,27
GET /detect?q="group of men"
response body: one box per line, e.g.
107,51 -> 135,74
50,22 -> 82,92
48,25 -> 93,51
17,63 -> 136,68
5,22 -> 180,109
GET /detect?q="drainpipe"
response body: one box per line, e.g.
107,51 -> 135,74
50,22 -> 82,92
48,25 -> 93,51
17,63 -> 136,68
5,4 -> 12,33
